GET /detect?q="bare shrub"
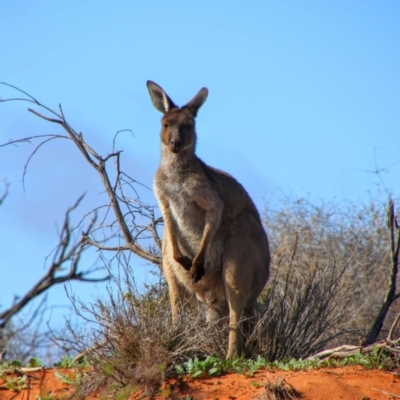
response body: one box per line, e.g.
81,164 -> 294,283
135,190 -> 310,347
262,195 -> 400,345
68,259 -> 229,398
248,241 -> 353,360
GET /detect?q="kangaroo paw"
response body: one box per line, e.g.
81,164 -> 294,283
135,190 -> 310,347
190,262 -> 205,283
174,255 -> 192,271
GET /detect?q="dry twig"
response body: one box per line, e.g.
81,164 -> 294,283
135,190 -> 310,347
363,200 -> 400,345
0,195 -> 109,330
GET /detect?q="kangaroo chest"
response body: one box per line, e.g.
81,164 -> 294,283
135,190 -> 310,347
155,169 -> 207,238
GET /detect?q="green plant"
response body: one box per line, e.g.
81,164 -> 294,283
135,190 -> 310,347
115,385 -> 133,400
5,375 -> 27,391
175,355 -> 270,378
102,363 -> 114,377
55,369 -> 85,386
54,355 -> 89,368
176,356 -> 222,378
174,348 -> 398,380
0,359 -> 23,377
28,357 -> 43,367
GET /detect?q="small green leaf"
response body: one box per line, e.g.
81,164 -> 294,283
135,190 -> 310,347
192,370 -> 202,378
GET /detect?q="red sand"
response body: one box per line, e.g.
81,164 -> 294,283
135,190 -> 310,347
1,366 -> 399,399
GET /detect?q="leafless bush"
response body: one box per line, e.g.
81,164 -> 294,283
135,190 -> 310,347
67,259 -> 228,398
263,195 -> 400,342
247,238 -> 353,360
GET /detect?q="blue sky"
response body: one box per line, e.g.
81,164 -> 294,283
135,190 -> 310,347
1,1 -> 399,328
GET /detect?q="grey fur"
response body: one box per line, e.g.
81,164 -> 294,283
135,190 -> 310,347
147,80 -> 270,358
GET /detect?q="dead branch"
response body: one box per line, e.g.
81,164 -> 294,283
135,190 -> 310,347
307,336 -> 400,363
306,269 -> 400,363
0,83 -> 162,266
0,180 -> 9,205
0,366 -> 46,375
363,200 -> 400,345
73,340 -> 107,362
0,195 -> 109,329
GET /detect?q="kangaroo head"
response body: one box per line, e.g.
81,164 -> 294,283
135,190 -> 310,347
147,80 -> 208,154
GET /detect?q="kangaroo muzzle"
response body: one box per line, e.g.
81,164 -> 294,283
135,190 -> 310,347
169,137 -> 183,153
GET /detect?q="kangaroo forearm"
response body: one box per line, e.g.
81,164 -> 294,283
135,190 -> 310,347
162,206 -> 185,259
190,208 -> 222,282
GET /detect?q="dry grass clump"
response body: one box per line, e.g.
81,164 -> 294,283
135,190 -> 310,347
255,376 -> 302,400
68,264 -> 228,398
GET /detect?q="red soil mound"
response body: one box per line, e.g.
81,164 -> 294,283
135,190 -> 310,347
1,366 -> 399,400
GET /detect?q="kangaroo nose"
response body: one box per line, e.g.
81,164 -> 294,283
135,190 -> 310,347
170,138 -> 181,146
170,138 -> 182,152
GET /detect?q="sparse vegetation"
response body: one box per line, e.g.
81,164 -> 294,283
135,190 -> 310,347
173,347 -> 396,379
1,375 -> 27,392
67,264 -> 231,398
53,355 -> 89,369
55,369 -> 85,386
52,197 -> 400,398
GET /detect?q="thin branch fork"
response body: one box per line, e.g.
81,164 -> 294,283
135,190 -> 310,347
0,196 -> 110,329
2,85 -> 162,265
27,102 -> 161,265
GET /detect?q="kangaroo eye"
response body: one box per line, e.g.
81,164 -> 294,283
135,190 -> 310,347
162,123 -> 169,129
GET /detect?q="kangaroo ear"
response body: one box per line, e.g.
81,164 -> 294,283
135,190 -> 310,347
185,87 -> 208,117
146,80 -> 177,114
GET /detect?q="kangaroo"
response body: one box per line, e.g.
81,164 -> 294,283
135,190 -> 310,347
147,80 -> 270,358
